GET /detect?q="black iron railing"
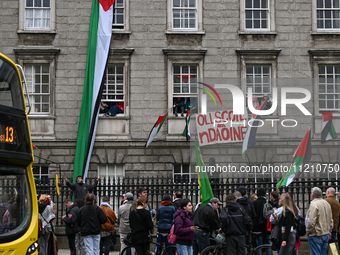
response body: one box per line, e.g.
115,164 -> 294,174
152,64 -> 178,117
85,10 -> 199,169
29,176 -> 340,226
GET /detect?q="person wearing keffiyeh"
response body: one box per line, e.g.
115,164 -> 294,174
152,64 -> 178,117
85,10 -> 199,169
38,194 -> 55,255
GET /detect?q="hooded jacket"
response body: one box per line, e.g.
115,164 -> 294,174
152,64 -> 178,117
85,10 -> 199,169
156,201 -> 175,232
221,202 -> 252,236
66,180 -> 98,201
100,202 -> 116,232
173,209 -> 195,241
63,203 -> 80,235
236,196 -> 257,227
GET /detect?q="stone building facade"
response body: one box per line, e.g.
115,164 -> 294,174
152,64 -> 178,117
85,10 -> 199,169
0,0 -> 339,186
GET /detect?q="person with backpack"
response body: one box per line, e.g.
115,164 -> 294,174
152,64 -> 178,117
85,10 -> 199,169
155,195 -> 175,255
100,196 -> 117,255
62,198 -> 80,255
252,187 -> 271,255
221,194 -> 252,255
173,198 -> 198,255
129,197 -> 154,255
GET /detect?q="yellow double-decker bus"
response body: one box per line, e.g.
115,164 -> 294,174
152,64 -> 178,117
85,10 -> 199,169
0,53 -> 38,254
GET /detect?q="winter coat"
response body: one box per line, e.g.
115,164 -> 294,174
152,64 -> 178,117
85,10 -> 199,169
119,200 -> 133,234
100,202 -> 116,232
193,204 -> 219,233
252,197 -> 268,233
129,208 -> 153,244
62,203 -> 80,235
77,204 -> 107,236
237,197 -> 257,220
66,180 -> 98,201
221,202 -> 252,236
173,209 -> 195,241
156,201 -> 175,232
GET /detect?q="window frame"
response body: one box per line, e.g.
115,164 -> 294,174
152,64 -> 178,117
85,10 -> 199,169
101,48 -> 133,117
166,0 -> 204,34
112,0 -> 131,33
173,164 -> 195,184
14,48 -> 59,116
310,50 -> 340,115
18,0 -> 56,33
239,0 -> 276,34
315,0 -> 340,32
33,165 -> 49,184
163,49 -> 206,117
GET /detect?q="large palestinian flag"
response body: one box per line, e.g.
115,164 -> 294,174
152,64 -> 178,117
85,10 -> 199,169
276,126 -> 311,189
73,0 -> 115,182
195,136 -> 214,205
321,111 -> 337,143
145,112 -> 168,147
242,98 -> 268,158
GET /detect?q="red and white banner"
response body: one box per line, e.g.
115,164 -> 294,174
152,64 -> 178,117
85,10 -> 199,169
196,111 -> 248,146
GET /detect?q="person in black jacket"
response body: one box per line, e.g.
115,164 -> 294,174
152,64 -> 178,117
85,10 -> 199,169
269,191 -> 280,209
235,187 -> 257,254
62,198 -> 80,255
172,191 -> 182,211
129,197 -> 154,255
278,193 -> 296,255
221,194 -> 252,255
252,187 -> 271,255
64,175 -> 101,201
77,193 -> 107,255
193,197 -> 221,255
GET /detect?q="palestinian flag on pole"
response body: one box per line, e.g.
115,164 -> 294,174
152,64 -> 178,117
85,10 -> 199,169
73,0 -> 115,182
276,126 -> 311,189
321,111 -> 337,143
182,110 -> 191,141
196,136 -> 214,205
242,98 -> 268,159
145,112 -> 168,147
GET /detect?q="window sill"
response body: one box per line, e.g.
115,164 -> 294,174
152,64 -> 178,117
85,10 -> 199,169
17,29 -> 57,34
238,30 -> 277,35
112,30 -> 131,34
28,115 -> 56,119
165,30 -> 206,35
99,114 -> 130,120
311,31 -> 340,36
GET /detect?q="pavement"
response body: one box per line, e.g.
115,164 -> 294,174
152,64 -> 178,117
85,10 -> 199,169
58,249 -> 119,255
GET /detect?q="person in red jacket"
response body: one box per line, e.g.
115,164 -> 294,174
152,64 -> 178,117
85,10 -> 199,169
100,196 -> 117,255
105,102 -> 124,117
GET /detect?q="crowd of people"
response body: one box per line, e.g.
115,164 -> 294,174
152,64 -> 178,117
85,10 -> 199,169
37,177 -> 340,255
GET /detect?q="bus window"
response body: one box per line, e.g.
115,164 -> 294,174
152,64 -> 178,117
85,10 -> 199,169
0,167 -> 31,242
0,58 -> 25,110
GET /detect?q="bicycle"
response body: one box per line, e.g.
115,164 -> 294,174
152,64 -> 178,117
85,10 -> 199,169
120,237 -> 178,255
200,236 -> 273,255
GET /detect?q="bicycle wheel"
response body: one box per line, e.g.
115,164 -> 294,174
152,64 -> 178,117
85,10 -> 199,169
120,246 -> 131,255
251,244 -> 273,255
200,245 -> 227,255
162,245 -> 178,255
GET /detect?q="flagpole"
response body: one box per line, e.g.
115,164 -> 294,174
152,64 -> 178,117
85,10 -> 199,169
276,125 -> 311,191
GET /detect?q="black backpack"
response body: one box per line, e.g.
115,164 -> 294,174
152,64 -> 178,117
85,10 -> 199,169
259,201 -> 273,224
295,215 -> 306,236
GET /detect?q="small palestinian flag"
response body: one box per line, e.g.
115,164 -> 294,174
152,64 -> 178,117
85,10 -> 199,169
321,111 -> 337,143
145,112 -> 168,147
182,110 -> 191,141
242,98 -> 268,158
276,126 -> 311,189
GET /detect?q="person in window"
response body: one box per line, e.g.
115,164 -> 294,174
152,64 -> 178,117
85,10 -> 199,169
185,98 -> 198,114
100,99 -> 109,113
262,94 -> 272,110
173,97 -> 185,117
105,101 -> 124,117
